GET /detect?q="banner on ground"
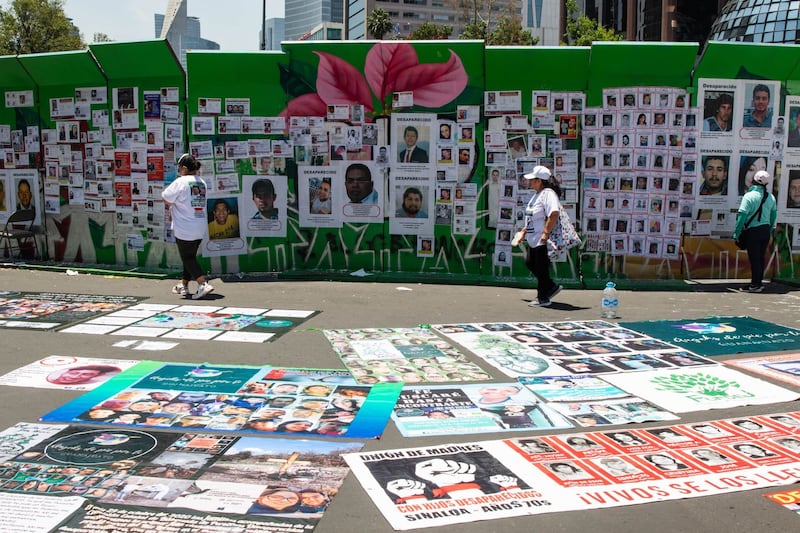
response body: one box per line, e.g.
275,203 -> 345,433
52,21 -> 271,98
0,291 -> 145,330
619,316 -> 800,356
40,362 -> 401,439
344,412 -> 800,530
433,320 -> 715,377
603,366 -> 799,413
0,423 -> 362,532
324,327 -> 492,384
392,383 -> 573,437
0,356 -> 140,391
724,353 -> 800,387
61,303 -> 319,343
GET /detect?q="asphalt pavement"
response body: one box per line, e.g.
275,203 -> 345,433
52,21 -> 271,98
0,267 -> 798,533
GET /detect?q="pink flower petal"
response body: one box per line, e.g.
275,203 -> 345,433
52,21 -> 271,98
365,42 -> 419,101
279,93 -> 328,118
314,51 -> 374,112
394,50 -> 468,108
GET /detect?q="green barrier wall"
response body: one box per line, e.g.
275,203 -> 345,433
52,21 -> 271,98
89,40 -> 184,270
16,50 -> 105,260
1,39 -> 799,285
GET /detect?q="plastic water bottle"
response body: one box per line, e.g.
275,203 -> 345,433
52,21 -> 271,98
601,282 -> 619,319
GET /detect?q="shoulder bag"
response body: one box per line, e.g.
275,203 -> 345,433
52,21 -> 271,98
546,206 -> 582,261
735,187 -> 767,249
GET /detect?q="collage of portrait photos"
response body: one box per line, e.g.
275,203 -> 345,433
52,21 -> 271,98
344,411 -> 800,530
1,91 -> 39,221
777,94 -> 800,249
194,103 -> 482,258
486,90 -> 584,266
580,87 -> 695,259
0,422 -> 362,532
3,81 -> 483,261
9,74 -> 800,264
695,79 -> 783,239
37,86 -> 184,238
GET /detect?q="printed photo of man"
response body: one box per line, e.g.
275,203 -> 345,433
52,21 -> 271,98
743,83 -> 772,128
397,126 -> 428,163
251,179 -> 278,219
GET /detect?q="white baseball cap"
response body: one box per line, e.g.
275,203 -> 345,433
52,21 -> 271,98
523,165 -> 552,180
753,170 -> 770,185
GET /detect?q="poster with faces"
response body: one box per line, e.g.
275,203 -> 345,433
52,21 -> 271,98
298,166 -> 339,229
696,78 -> 781,222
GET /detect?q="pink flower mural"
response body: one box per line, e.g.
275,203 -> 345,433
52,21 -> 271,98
281,42 -> 468,119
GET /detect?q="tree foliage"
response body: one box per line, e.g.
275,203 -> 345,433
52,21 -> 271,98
457,0 -> 536,46
453,0 -> 500,27
92,32 -> 112,44
366,8 -> 393,40
563,0 -> 623,46
460,20 -> 488,41
409,22 -> 453,40
487,14 -> 537,46
0,0 -> 84,55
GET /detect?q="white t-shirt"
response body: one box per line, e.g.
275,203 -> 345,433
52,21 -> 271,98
161,174 -> 208,241
524,188 -> 560,246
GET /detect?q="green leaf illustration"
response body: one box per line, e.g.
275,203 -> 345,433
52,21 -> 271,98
650,373 -> 742,398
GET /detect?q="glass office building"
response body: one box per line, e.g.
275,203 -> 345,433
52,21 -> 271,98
709,0 -> 800,43
285,0 -> 344,41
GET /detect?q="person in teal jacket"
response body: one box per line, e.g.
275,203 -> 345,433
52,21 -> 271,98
732,170 -> 777,292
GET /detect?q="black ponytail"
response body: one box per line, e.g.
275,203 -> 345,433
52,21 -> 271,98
543,176 -> 562,198
177,153 -> 201,172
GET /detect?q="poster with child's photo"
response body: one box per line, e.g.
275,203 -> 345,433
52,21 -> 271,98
240,174 -> 288,238
417,236 -> 434,257
203,196 -> 244,257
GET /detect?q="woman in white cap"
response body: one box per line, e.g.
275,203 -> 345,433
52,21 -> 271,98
515,165 -> 562,306
733,169 -> 777,292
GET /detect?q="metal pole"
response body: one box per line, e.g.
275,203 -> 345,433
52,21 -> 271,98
260,0 -> 266,50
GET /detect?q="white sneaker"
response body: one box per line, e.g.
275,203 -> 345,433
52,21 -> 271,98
192,282 -> 214,300
172,284 -> 189,296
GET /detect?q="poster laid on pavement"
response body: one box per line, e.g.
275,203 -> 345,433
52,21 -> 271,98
520,375 -> 679,427
56,503 -> 305,532
0,356 -> 140,391
764,489 -> 800,516
619,316 -> 800,356
0,422 -> 67,461
344,412 -> 800,530
0,492 -> 85,532
0,291 -> 145,330
391,383 -> 573,437
602,366 -> 799,413
433,321 -> 715,377
0,424 -> 361,532
724,353 -> 800,387
60,303 -> 319,343
40,362 -> 401,439
324,327 -> 492,384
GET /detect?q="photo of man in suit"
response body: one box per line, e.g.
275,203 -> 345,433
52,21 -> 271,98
397,126 -> 428,163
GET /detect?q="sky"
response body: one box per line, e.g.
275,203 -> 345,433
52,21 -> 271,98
58,0 -> 285,51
